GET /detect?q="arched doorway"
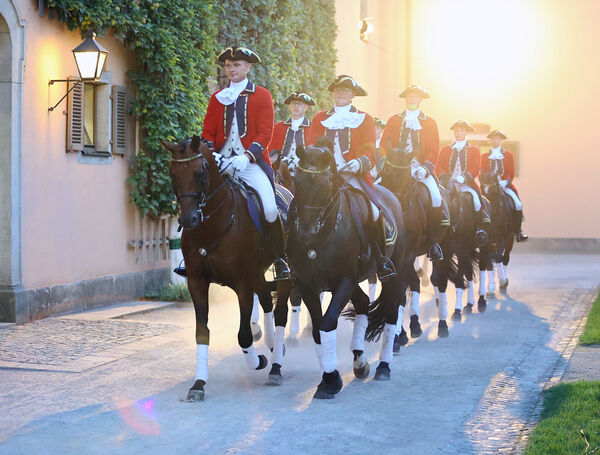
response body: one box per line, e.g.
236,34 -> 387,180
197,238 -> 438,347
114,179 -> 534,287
0,1 -> 24,322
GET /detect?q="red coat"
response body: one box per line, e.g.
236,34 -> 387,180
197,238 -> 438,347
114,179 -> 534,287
436,143 -> 481,191
480,149 -> 519,195
267,117 -> 311,156
308,106 -> 376,186
202,81 -> 273,165
380,111 -> 440,167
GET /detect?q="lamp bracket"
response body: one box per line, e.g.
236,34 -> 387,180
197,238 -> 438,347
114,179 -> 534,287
48,79 -> 82,112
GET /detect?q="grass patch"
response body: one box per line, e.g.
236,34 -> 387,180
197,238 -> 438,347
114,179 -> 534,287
523,381 -> 600,455
145,284 -> 191,302
581,291 -> 600,345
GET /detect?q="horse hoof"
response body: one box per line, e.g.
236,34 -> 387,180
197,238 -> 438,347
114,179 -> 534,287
452,309 -> 462,321
393,334 -> 401,354
353,362 -> 370,379
464,303 -> 473,314
186,380 -> 206,402
437,320 -> 449,338
374,362 -> 391,381
251,322 -> 262,342
256,354 -> 268,370
409,315 -> 422,338
500,279 -> 509,293
478,296 -> 487,313
266,363 -> 283,386
399,328 -> 409,346
313,371 -> 343,399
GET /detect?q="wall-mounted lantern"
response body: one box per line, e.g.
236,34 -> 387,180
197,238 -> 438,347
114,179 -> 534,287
359,17 -> 374,42
49,28 -> 109,112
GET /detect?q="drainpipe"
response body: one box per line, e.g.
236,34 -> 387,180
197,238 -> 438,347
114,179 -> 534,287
406,0 -> 412,85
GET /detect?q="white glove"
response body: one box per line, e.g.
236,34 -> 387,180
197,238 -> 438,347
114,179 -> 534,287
454,175 -> 465,184
499,179 -> 508,188
414,167 -> 427,180
344,159 -> 361,174
230,154 -> 250,173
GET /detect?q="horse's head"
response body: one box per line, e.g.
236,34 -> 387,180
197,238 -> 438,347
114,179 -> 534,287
385,137 -> 414,169
294,137 -> 336,209
161,135 -> 216,229
479,171 -> 500,199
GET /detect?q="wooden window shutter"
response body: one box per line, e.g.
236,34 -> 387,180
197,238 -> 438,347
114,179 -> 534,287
67,78 -> 84,152
112,85 -> 129,155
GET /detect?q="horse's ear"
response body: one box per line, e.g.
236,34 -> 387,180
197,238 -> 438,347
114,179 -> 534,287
270,149 -> 281,170
160,140 -> 180,155
296,145 -> 305,161
190,135 -> 201,151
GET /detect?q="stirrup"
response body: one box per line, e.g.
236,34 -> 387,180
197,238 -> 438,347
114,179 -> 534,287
377,256 -> 396,281
475,229 -> 489,247
428,243 -> 444,261
174,267 -> 187,278
273,258 -> 291,281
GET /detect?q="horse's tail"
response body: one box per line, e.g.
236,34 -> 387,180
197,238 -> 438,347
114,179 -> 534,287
446,254 -> 462,287
470,249 -> 480,280
365,287 -> 392,342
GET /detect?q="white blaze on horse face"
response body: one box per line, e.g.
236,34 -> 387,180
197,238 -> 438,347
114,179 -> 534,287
410,291 -> 420,317
195,344 -> 209,382
351,314 -> 368,352
379,323 -> 396,364
395,304 -> 405,335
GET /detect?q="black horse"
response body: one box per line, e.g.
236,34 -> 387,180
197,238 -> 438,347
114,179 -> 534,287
479,171 -> 515,298
380,142 -> 452,343
276,139 -> 405,399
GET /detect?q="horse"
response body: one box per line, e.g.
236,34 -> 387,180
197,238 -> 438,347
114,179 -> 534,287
479,171 -> 515,298
436,177 -> 482,322
162,135 -> 291,401
277,139 -> 405,399
380,141 -> 452,344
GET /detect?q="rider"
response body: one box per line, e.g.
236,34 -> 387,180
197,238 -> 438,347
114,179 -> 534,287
267,91 -> 315,175
380,84 -> 444,261
371,118 -> 386,177
481,130 -> 528,242
307,75 -> 396,280
201,46 -> 290,280
436,120 -> 490,246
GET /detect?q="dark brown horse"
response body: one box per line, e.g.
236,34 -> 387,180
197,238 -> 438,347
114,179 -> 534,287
162,136 -> 290,401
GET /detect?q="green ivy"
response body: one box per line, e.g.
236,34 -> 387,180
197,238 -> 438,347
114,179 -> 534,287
45,0 -> 336,216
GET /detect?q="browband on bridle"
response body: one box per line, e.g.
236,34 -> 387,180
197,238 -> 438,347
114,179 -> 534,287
171,151 -> 205,163
296,164 -> 330,174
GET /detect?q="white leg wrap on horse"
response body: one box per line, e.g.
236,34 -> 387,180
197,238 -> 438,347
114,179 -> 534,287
379,323 -> 396,364
434,285 -> 440,300
351,314 -> 368,352
503,188 -> 522,210
243,344 -> 260,370
263,311 -> 275,350
318,330 -> 338,373
195,344 -> 209,382
410,291 -> 420,317
479,271 -> 486,296
467,281 -> 475,304
369,282 -> 377,303
438,292 -> 448,320
455,288 -> 464,311
272,326 -> 285,365
395,305 -> 405,335
499,263 -> 507,281
251,294 -> 260,324
488,269 -> 496,292
290,306 -> 300,336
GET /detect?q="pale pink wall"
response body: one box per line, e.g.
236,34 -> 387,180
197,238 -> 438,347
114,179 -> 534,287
18,2 -> 168,289
336,0 -> 600,239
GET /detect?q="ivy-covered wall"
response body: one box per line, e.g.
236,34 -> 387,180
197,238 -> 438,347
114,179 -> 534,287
44,0 -> 337,216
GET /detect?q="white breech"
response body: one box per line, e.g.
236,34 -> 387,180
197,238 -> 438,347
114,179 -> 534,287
502,187 -> 522,210
236,162 -> 278,222
411,162 -> 442,207
346,175 -> 379,221
458,184 -> 481,212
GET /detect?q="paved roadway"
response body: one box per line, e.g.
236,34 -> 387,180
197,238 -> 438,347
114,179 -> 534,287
0,252 -> 599,455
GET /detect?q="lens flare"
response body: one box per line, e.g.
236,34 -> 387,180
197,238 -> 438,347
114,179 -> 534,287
116,397 -> 161,436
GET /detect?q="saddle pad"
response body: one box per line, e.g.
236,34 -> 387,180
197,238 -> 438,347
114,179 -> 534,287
239,183 -> 291,237
275,185 -> 293,230
383,209 -> 397,246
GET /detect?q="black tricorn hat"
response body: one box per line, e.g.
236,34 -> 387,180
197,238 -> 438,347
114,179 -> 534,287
450,120 -> 475,132
374,118 -> 386,128
217,46 -> 261,63
487,129 -> 507,140
399,84 -> 430,99
284,91 -> 316,106
327,75 -> 367,96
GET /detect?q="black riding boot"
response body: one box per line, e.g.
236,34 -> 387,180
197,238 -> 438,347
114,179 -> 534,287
427,206 -> 444,261
369,217 -> 396,281
475,208 -> 490,247
513,210 -> 528,242
265,216 -> 291,281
